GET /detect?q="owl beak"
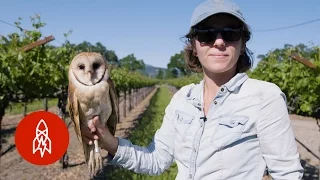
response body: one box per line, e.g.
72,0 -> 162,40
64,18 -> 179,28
87,70 -> 93,76
87,71 -> 93,79
87,71 -> 96,85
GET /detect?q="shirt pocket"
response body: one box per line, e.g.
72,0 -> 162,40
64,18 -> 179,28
210,114 -> 249,150
174,110 -> 195,142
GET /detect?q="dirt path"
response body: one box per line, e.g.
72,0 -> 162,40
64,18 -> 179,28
289,115 -> 319,179
0,87 -> 158,180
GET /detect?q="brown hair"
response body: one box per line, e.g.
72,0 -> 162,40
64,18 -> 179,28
182,21 -> 253,73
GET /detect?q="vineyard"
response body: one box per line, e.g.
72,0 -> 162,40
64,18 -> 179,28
0,16 -> 158,152
0,16 -> 319,180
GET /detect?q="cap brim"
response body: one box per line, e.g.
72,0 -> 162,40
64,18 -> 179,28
191,11 -> 246,27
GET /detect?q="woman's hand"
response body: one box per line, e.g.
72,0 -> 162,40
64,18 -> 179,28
82,116 -> 119,155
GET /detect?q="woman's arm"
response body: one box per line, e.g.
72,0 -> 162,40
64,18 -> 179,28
257,84 -> 304,179
83,95 -> 178,175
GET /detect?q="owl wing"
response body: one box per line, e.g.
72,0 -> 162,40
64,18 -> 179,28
106,77 -> 119,136
68,81 -> 82,143
67,81 -> 90,163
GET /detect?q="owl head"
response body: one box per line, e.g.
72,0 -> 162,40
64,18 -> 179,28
70,52 -> 107,86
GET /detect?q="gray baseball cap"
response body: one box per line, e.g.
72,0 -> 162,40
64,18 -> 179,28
190,0 -> 246,27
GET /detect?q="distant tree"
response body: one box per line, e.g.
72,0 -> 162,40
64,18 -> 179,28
156,69 -> 164,79
257,54 -> 266,60
166,68 -> 179,78
75,41 -> 91,52
75,41 -> 119,64
104,50 -> 118,65
119,54 -> 145,72
167,50 -> 193,78
167,51 -> 187,75
284,44 -> 293,49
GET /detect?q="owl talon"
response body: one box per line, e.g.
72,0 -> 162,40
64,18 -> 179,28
95,151 -> 103,174
88,148 -> 95,178
94,140 -> 103,174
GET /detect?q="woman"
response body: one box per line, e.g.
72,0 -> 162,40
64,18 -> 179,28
83,0 -> 304,179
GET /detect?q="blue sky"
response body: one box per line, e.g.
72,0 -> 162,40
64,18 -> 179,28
1,0 -> 319,68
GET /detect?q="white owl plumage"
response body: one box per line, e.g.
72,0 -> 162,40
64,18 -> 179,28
67,52 -> 118,178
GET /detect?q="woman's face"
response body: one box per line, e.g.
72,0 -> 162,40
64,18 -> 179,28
193,14 -> 244,74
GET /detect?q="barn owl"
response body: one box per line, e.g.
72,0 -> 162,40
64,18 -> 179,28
67,52 -> 118,177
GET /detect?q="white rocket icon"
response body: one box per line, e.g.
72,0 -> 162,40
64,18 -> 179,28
32,119 -> 52,158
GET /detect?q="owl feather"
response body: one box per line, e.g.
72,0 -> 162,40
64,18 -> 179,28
67,52 -> 118,178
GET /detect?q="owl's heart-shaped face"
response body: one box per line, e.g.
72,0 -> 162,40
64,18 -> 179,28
71,53 -> 107,86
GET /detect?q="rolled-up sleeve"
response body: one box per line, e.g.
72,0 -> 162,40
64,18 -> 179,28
109,93 -> 177,175
257,84 -> 304,179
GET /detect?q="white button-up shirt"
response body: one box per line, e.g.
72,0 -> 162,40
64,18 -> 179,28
110,73 -> 304,180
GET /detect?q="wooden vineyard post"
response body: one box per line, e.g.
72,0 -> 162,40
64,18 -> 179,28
123,91 -> 127,118
290,52 -> 317,69
129,89 -> 132,111
22,35 -> 55,52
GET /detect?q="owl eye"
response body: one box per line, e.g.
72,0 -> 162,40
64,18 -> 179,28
78,64 -> 85,70
92,63 -> 100,70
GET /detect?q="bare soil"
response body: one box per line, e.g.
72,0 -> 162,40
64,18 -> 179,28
289,114 -> 319,180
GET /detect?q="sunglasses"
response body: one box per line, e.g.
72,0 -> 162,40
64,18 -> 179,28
193,27 -> 243,43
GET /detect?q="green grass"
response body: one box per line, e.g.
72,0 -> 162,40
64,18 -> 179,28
105,86 -> 178,180
5,98 -> 58,115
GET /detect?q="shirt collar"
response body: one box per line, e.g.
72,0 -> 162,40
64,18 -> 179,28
224,72 -> 248,92
186,73 -> 248,105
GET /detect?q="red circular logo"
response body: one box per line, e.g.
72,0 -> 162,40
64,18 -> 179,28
15,111 -> 69,165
